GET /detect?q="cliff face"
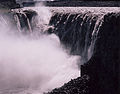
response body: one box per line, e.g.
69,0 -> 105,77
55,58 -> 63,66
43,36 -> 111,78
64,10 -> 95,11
10,7 -> 120,94
48,8 -> 120,94
49,12 -> 99,63
82,13 -> 120,94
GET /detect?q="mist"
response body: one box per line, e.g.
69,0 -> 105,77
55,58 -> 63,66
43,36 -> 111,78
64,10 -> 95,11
0,5 -> 80,94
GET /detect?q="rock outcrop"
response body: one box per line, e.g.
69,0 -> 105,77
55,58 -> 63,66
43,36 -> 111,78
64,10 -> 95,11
46,75 -> 90,94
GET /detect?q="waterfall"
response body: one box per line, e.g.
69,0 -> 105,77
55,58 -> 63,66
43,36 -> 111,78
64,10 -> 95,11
47,7 -> 120,94
0,6 -> 80,94
49,11 -> 104,64
12,8 -> 105,65
0,7 -> 119,94
13,10 -> 32,33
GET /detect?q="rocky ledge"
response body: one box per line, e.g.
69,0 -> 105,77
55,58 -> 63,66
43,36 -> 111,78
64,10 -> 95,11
46,75 -> 89,94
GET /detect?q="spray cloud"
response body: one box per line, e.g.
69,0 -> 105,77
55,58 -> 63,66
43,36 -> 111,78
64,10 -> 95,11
0,4 -> 80,94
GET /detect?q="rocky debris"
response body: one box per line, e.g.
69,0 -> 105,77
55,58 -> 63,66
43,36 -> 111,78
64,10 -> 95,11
46,75 -> 89,94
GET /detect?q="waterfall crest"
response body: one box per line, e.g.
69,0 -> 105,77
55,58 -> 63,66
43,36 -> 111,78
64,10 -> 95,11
49,10 -> 104,64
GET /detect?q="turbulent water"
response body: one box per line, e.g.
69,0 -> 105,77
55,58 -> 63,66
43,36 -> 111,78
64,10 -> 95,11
0,6 -> 120,94
0,6 -> 80,94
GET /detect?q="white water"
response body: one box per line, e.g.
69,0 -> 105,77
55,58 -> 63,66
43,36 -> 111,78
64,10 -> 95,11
0,5 -> 80,94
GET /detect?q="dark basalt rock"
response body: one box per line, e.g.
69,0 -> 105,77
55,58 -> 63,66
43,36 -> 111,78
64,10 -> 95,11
48,12 -> 120,94
46,75 -> 90,94
81,13 -> 120,94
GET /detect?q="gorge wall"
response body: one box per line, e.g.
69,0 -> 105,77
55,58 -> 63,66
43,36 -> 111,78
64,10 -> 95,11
1,7 -> 119,94
48,8 -> 120,94
81,12 -> 120,94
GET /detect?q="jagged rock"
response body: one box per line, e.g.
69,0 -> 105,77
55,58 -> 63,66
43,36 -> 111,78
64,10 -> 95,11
46,75 -> 90,94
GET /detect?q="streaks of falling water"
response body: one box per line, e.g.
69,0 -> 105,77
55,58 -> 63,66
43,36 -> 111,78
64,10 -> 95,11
88,15 -> 104,60
49,12 -> 104,64
14,10 -> 32,33
1,7 -> 119,94
0,7 -> 80,94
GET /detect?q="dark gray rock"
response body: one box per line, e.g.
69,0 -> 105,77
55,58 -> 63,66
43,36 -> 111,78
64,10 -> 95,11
82,13 -> 120,94
48,10 -> 120,94
46,75 -> 90,94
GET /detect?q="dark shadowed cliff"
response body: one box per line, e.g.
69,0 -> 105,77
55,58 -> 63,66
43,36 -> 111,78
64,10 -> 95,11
1,5 -> 119,94
46,8 -> 120,94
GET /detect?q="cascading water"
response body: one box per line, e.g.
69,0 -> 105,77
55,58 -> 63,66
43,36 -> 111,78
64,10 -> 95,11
0,6 -> 120,94
44,7 -> 120,94
0,6 -> 80,94
49,8 -> 105,64
49,7 -> 120,63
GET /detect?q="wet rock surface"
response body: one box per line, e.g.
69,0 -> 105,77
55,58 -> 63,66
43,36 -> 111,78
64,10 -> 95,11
82,12 -> 120,94
48,10 -> 120,94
